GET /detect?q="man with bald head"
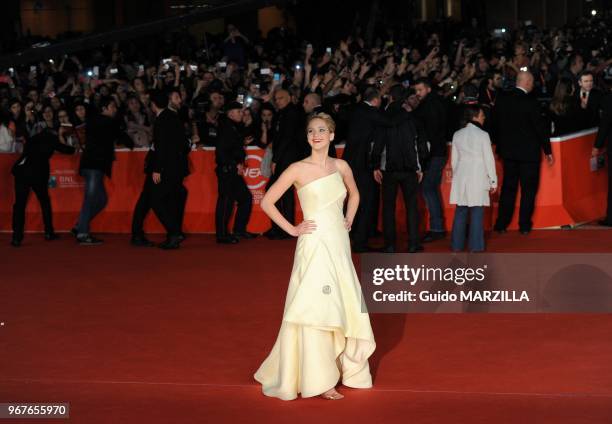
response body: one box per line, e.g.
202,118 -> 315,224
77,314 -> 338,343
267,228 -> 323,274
491,71 -> 554,235
264,88 -> 301,239
303,93 -> 322,114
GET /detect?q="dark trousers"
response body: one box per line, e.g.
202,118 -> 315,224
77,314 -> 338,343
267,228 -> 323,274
352,169 -> 376,249
131,175 -> 182,238
215,169 -> 253,237
495,159 -> 540,232
370,182 -> 381,235
178,184 -> 188,233
265,166 -> 294,235
382,170 -> 419,248
421,156 -> 447,232
606,151 -> 612,222
76,169 -> 107,236
12,176 -> 53,241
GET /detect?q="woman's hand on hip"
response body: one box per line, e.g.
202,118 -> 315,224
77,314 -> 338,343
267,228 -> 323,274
344,217 -> 353,231
291,220 -> 317,237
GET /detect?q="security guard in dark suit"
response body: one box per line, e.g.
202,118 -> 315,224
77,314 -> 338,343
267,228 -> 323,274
593,80 -> 612,227
491,71 -> 554,234
214,101 -> 257,244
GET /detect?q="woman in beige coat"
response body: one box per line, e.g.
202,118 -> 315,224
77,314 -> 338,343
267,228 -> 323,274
450,105 -> 498,252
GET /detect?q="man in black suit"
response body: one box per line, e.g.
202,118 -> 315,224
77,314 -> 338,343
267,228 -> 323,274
264,89 -> 301,239
131,91 -> 190,249
11,129 -> 75,247
491,71 -> 554,234
168,88 -> 190,240
592,75 -> 612,227
576,71 -> 604,129
343,86 -> 393,252
371,85 -> 428,253
413,78 -> 449,243
214,101 -> 257,243
74,97 -> 132,245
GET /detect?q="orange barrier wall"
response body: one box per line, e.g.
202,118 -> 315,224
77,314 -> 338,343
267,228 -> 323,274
0,129 -> 607,234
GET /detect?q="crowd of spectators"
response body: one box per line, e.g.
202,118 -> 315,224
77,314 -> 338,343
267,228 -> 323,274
1,16 -> 611,155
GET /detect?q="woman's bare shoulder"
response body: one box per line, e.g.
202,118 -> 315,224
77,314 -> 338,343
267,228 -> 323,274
333,158 -> 350,174
285,161 -> 311,180
289,160 -> 310,174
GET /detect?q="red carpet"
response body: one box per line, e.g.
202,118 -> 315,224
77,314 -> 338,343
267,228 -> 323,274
1,229 -> 612,423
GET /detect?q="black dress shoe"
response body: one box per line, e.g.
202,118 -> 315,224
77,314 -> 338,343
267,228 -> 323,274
382,245 -> 395,253
520,229 -> 531,235
177,232 -> 187,242
493,225 -> 507,234
10,238 -> 21,247
131,236 -> 155,247
159,237 -> 181,249
233,231 -> 259,239
44,232 -> 59,241
598,220 -> 612,227
422,231 -> 446,243
408,245 -> 424,253
77,235 -> 103,245
216,235 -> 239,244
263,228 -> 278,239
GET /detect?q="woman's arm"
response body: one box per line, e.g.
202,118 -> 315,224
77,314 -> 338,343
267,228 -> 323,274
336,159 -> 359,230
260,163 -> 316,236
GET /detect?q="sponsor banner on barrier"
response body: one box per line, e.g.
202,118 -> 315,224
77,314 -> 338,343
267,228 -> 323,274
49,167 -> 84,189
243,152 -> 267,205
360,253 -> 612,313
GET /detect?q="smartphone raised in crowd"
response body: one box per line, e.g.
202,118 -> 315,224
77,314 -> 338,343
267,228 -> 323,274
273,73 -> 281,81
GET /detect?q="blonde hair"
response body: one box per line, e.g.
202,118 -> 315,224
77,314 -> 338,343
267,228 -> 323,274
306,112 -> 336,133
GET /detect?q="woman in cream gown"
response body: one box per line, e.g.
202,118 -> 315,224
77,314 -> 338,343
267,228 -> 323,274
254,113 -> 376,400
